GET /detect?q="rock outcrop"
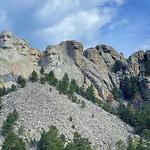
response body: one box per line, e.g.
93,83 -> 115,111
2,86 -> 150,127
0,31 -> 41,87
1,30 -> 150,150
1,31 -> 150,101
128,50 -> 145,76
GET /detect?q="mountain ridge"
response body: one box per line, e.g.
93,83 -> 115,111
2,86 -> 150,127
0,31 -> 150,102
0,30 -> 150,150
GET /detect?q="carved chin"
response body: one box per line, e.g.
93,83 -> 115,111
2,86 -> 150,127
49,62 -> 58,67
0,42 -> 14,48
50,62 -> 56,66
33,61 -> 38,65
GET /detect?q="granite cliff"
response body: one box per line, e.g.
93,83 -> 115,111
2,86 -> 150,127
0,31 -> 150,149
0,31 -> 150,101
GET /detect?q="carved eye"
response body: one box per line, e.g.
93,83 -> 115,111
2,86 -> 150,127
7,35 -> 12,38
52,53 -> 56,55
47,53 -> 50,56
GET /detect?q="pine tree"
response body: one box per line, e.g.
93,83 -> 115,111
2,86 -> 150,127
86,84 -> 96,103
61,73 -> 69,94
39,126 -> 64,150
0,97 -> 2,110
79,86 -> 86,97
70,79 -> 79,93
67,79 -> 77,96
11,84 -> 16,92
112,60 -> 126,73
2,110 -> 25,150
127,136 -> 136,150
120,76 -> 140,100
46,71 -> 58,86
130,76 -> 139,98
57,81 -> 63,94
136,138 -> 145,150
2,132 -> 26,150
120,76 -> 132,99
112,86 -> 120,100
141,129 -> 150,142
40,67 -> 44,75
2,109 -> 18,136
0,86 -> 7,96
115,140 -> 126,150
17,76 -> 26,88
0,88 -> 3,97
65,132 -> 93,150
30,70 -> 38,82
144,59 -> 150,76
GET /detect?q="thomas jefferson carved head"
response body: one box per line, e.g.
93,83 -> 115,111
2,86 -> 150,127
45,45 -> 61,67
0,31 -> 15,49
16,39 -> 29,56
29,48 -> 40,66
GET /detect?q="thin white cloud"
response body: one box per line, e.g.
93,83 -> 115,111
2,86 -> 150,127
108,18 -> 128,30
37,0 -> 78,20
0,10 -> 10,31
34,0 -> 125,46
35,9 -> 113,45
114,0 -> 125,6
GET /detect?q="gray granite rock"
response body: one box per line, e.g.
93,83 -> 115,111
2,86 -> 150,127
0,83 -> 134,150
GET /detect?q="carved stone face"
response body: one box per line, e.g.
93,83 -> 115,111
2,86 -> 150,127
0,31 -> 15,48
16,39 -> 29,56
29,48 -> 40,65
45,46 -> 60,67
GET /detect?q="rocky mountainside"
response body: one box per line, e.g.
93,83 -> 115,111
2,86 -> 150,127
0,31 -> 150,149
1,31 -> 150,101
0,83 -> 134,150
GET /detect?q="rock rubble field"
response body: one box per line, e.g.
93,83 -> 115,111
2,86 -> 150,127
0,83 -> 133,150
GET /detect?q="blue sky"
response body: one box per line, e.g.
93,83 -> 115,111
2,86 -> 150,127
0,0 -> 150,57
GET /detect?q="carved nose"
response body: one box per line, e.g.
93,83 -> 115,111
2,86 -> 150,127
4,37 -> 8,41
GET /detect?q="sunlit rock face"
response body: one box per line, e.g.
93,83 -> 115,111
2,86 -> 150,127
59,41 -> 111,100
16,39 -> 29,56
95,45 -> 127,69
0,31 -> 15,49
29,48 -> 41,66
0,31 -> 40,87
128,50 -> 145,76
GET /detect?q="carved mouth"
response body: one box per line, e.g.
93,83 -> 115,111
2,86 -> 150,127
0,42 -> 14,48
49,58 -> 53,63
21,53 -> 27,56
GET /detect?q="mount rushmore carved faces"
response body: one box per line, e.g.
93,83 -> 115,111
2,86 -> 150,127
16,39 -> 29,56
45,45 -> 61,67
0,31 -> 15,49
29,48 -> 40,66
